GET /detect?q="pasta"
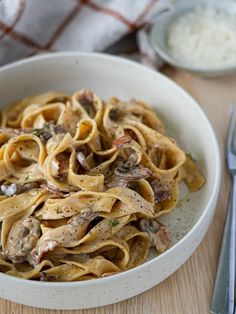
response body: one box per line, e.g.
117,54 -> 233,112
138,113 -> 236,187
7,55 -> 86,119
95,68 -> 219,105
0,90 -> 205,281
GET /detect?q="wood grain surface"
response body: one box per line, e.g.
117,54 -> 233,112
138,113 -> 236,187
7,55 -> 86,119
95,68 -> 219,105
0,66 -> 234,314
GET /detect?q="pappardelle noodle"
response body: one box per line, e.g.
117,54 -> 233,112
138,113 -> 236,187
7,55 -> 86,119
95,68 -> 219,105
0,90 -> 205,281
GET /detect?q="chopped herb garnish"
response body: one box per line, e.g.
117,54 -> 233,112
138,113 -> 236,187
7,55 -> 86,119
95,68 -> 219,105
55,208 -> 63,214
109,218 -> 120,227
24,175 -> 29,181
32,128 -> 40,136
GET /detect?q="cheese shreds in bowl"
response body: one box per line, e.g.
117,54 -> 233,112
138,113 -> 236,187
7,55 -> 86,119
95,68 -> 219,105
167,6 -> 236,69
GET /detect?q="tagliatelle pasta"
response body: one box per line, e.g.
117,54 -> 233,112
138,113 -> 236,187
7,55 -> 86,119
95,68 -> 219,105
0,90 -> 205,281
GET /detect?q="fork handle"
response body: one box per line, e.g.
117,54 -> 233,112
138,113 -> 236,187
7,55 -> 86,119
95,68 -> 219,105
229,175 -> 236,313
211,174 -> 236,314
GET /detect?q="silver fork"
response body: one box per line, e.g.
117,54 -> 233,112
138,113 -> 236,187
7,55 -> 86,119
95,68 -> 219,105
211,105 -> 236,314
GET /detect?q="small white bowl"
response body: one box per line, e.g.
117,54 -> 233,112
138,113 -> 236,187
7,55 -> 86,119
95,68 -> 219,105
0,52 -> 221,309
149,0 -> 236,77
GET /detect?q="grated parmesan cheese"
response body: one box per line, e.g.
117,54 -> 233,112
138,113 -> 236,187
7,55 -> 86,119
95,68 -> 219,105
167,6 -> 236,69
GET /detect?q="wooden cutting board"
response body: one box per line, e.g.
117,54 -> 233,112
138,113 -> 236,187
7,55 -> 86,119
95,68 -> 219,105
0,66 -> 233,314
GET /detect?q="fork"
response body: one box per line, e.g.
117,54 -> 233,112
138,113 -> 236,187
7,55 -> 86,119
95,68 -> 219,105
211,104 -> 236,314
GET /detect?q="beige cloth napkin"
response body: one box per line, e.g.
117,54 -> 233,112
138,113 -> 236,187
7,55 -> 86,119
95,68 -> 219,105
0,0 -> 171,67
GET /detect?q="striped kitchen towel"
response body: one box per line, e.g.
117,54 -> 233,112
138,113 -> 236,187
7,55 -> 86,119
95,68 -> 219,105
0,0 -> 171,68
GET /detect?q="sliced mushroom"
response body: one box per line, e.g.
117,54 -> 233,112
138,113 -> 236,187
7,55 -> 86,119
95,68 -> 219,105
109,108 -> 119,121
76,151 -> 90,171
76,145 -> 88,156
154,190 -> 171,202
53,125 -> 66,134
0,124 -> 65,143
149,226 -> 170,253
52,151 -> 70,179
33,123 -> 66,144
4,217 -> 41,263
78,91 -> 95,117
125,152 -> 138,168
139,218 -> 170,253
40,183 -> 70,197
105,174 -> 128,188
150,178 -> 171,202
40,271 -> 58,282
67,208 -> 97,227
31,209 -> 98,266
112,136 -> 138,168
16,182 -> 41,194
29,239 -> 58,266
115,165 -> 152,181
140,218 -> 160,233
58,159 -> 69,177
113,136 -> 139,168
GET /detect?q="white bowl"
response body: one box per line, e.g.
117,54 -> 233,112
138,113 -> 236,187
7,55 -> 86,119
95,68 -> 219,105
0,52 -> 220,309
149,0 -> 236,77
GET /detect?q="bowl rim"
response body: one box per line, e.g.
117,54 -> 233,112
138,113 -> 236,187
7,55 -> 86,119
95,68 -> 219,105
0,51 -> 221,287
149,2 -> 236,75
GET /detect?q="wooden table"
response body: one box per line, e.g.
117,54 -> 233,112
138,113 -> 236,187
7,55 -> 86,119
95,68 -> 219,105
1,66 -> 234,314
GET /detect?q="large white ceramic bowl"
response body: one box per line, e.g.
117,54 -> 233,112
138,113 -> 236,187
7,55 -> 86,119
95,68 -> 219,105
0,52 -> 220,309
